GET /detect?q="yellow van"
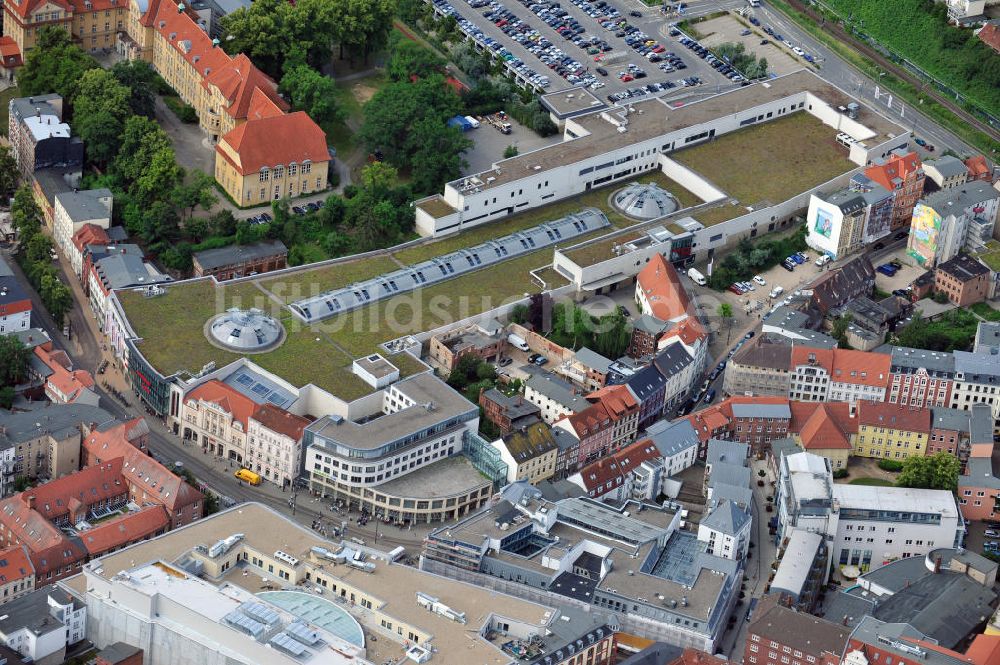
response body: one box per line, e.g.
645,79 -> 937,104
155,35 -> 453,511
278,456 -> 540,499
234,468 -> 261,485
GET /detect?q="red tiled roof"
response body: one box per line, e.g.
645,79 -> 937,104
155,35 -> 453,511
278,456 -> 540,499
22,460 -> 126,522
864,151 -> 922,191
671,648 -> 738,665
139,0 -> 165,26
978,23 -> 1000,54
857,401 -> 930,433
151,0 -> 232,81
576,438 -> 660,492
564,402 -> 612,438
796,404 -> 853,450
0,497 -> 86,575
668,317 -> 708,347
966,155 -> 991,180
72,223 -> 110,254
78,505 -> 169,555
205,54 -> 288,120
0,545 -> 35,585
247,87 -> 286,121
186,379 -> 257,428
35,344 -> 96,402
965,634 -> 1000,665
0,36 -> 22,68
637,254 -> 693,322
251,404 -> 310,441
790,346 -> 891,388
586,384 -> 638,418
4,0 -> 71,20
218,111 -> 329,176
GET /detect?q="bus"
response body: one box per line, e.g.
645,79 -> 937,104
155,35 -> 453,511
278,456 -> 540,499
234,468 -> 262,485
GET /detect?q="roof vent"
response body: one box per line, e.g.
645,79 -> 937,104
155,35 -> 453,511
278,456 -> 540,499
177,1 -> 185,11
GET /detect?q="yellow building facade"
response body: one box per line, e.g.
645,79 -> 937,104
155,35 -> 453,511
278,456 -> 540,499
852,424 -> 928,459
2,0 -> 124,55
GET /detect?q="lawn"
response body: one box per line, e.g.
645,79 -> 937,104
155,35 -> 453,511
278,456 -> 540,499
564,233 -> 645,267
0,86 -> 19,136
848,477 -> 895,487
322,233 -> 604,357
395,171 -> 702,265
977,241 -> 1000,272
672,112 -> 855,206
117,278 -> 425,401
971,302 -> 1000,322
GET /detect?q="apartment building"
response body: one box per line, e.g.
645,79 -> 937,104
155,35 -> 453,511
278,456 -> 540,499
769,529 -> 828,612
554,384 -> 639,469
429,320 -> 506,373
844,617 -> 1000,665
724,339 -> 793,398
805,176 -> 893,260
864,149 -> 925,232
51,189 -> 112,261
191,239 -> 288,280
789,346 -> 890,404
490,421 -> 558,485
0,587 -> 86,665
922,156 -> 968,191
951,349 -> 1000,430
744,596 -> 848,665
245,404 -> 310,489
909,181 -> 1000,267
935,253 -> 991,307
0,403 -> 114,483
808,256 -> 876,315
524,373 -> 590,425
646,418 -> 699,477
0,256 -> 32,336
68,223 -> 109,278
6,93 -> 82,179
179,379 -> 255,464
567,437 -> 662,501
479,388 -> 541,435
0,545 -> 35,603
852,402 -> 929,460
887,346 -> 955,408
787,401 -> 854,470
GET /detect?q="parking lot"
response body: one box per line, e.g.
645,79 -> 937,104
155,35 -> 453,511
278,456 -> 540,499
696,14 -> 803,78
463,114 -> 563,174
429,0 -> 734,97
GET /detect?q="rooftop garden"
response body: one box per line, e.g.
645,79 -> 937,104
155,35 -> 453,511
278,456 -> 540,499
672,112 -> 855,206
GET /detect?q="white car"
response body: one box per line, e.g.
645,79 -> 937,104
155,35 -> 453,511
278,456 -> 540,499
793,46 -> 805,56
783,40 -> 794,49
769,285 -> 784,299
753,275 -> 766,286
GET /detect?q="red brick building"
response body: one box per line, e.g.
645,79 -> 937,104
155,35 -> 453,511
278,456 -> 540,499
479,387 -> 541,435
0,418 -> 202,586
744,596 -> 849,665
935,253 -> 991,307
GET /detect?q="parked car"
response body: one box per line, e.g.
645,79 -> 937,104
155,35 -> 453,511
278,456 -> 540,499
534,356 -> 549,366
769,285 -> 784,299
745,331 -> 755,340
873,242 -> 885,250
528,353 -> 541,363
753,275 -> 766,286
985,529 -> 1000,538
892,289 -> 911,298
499,357 -> 513,367
876,264 -> 898,276
703,388 -> 717,404
781,260 -> 795,272
895,231 -> 909,240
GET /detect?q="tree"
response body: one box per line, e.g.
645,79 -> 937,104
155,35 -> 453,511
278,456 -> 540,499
221,0 -> 302,78
330,0 -> 395,63
170,171 -> 217,221
592,311 -> 630,359
897,452 -> 960,492
832,314 -> 853,349
110,59 -> 159,117
359,162 -> 399,198
134,148 -> 183,206
17,28 -> 100,102
406,117 -> 471,195
0,147 -> 17,201
510,304 -> 529,325
73,68 -> 132,165
386,37 -> 445,81
11,186 -> 41,241
358,75 -> 462,168
0,335 -> 30,387
279,65 -> 343,127
38,272 -> 73,326
0,386 -> 14,409
717,302 -> 734,344
503,144 -> 519,158
113,116 -> 173,186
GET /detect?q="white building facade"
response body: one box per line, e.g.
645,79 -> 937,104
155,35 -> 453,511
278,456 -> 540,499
51,189 -> 112,260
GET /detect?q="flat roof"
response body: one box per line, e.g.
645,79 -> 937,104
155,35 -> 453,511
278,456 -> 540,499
307,374 -> 476,451
832,485 -> 957,517
86,503 -> 553,665
770,529 -> 823,596
539,86 -> 608,119
372,454 -> 490,499
194,240 -> 288,271
54,189 -> 111,223
453,70 -> 902,192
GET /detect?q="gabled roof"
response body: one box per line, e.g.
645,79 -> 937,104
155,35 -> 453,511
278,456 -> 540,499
186,379 -> 256,428
864,150 -> 922,191
790,346 -> 891,388
647,418 -> 700,457
575,438 -> 660,492
72,223 -> 110,254
0,36 -> 22,68
250,403 -> 310,440
857,401 -> 930,433
978,22 -> 1000,53
151,0 -> 232,80
563,401 -> 613,438
0,544 -> 34,585
796,403 -> 853,450
78,505 -> 170,555
22,459 -> 125,521
587,383 -> 639,417
637,254 -> 692,322
965,155 -> 991,179
4,0 -> 71,19
500,421 -> 559,463
218,111 -> 328,176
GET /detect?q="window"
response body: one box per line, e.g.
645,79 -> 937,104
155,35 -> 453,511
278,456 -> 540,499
289,163 -> 297,176
259,169 -> 270,182
273,165 -> 284,178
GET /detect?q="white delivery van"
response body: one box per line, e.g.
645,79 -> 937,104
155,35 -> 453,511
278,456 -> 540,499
508,333 -> 530,351
687,268 -> 707,286
815,254 -> 832,267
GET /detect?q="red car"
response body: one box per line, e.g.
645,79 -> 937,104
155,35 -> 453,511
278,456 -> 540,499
621,73 -> 634,82
652,45 -> 665,53
728,283 -> 745,295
